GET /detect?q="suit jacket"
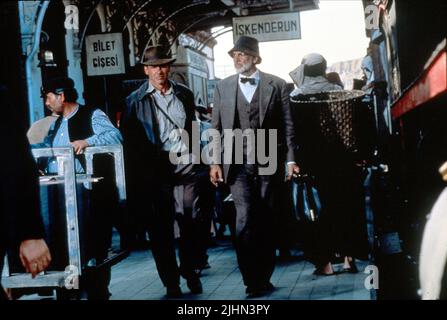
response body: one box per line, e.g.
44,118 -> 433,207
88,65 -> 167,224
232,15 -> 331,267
211,71 -> 296,181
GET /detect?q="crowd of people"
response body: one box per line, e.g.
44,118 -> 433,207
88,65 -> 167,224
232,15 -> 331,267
1,36 -> 378,300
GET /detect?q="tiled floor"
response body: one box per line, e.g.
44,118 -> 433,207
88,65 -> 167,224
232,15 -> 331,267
16,240 -> 374,300
108,241 -> 374,300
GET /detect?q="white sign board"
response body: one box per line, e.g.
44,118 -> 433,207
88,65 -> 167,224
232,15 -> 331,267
86,33 -> 125,76
233,12 -> 301,43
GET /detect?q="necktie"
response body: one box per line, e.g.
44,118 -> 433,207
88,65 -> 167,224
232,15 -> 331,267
240,77 -> 256,85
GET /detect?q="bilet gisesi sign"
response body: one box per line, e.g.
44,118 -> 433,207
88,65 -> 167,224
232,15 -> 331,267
233,12 -> 301,42
86,33 -> 125,76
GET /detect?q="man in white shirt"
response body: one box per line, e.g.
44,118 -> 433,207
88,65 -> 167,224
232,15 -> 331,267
210,36 -> 299,297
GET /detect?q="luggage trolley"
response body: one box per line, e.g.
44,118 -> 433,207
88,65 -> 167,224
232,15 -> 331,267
1,145 -> 127,298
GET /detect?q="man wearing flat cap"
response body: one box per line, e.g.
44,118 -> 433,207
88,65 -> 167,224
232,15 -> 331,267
39,77 -> 122,158
121,45 -> 204,298
210,36 -> 299,297
36,76 -> 122,299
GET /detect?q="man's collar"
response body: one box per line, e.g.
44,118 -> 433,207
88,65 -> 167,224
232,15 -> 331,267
63,104 -> 79,120
137,79 -> 179,101
146,80 -> 173,95
238,69 -> 260,84
239,69 -> 260,79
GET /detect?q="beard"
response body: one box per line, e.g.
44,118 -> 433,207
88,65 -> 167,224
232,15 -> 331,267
235,61 -> 255,74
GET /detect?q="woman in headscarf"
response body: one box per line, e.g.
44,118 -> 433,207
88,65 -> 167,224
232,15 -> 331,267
289,53 -> 371,276
289,53 -> 342,96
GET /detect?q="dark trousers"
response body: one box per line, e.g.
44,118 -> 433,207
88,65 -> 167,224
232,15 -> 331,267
147,180 -> 180,287
228,165 -> 277,288
46,183 -> 112,300
146,165 -> 202,287
177,170 -> 213,270
313,164 -> 369,266
0,286 -> 6,300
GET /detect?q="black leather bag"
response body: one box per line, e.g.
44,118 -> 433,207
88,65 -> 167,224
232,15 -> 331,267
292,174 -> 321,222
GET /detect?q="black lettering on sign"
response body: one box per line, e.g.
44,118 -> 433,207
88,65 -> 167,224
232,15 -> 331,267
235,17 -> 298,37
278,21 -> 284,32
238,24 -> 245,36
291,20 -> 297,31
244,24 -> 250,35
252,24 -> 257,34
265,22 -> 270,33
91,55 -> 120,69
93,40 -> 117,52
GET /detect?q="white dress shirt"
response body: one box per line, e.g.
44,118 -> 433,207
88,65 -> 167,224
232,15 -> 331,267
238,70 -> 260,103
238,69 -> 296,168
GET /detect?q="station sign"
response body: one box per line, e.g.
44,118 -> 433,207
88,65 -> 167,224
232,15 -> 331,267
86,33 -> 125,76
233,12 -> 301,43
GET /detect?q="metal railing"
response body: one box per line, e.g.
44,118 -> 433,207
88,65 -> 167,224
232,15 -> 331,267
1,144 -> 126,290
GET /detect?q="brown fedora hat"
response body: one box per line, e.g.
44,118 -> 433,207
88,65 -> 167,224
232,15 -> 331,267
141,45 -> 176,66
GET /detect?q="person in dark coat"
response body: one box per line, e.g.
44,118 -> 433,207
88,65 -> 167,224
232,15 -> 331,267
120,46 -> 204,298
289,54 -> 374,275
0,85 -> 51,300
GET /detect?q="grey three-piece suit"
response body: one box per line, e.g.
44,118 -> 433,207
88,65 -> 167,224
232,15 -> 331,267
212,71 -> 296,288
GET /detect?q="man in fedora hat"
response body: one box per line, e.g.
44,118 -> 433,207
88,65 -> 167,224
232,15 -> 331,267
121,45 -> 204,298
210,36 -> 299,297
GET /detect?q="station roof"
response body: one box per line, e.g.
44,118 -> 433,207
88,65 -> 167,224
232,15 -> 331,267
159,0 -> 320,31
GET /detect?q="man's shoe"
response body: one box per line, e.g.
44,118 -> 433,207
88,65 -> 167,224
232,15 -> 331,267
246,286 -> 256,295
201,263 -> 211,270
264,282 -> 275,292
186,277 -> 203,294
246,282 -> 274,297
166,285 -> 182,298
277,249 -> 292,262
194,269 -> 202,277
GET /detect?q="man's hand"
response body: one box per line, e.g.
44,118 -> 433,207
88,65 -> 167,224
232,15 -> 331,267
19,239 -> 52,278
210,165 -> 224,187
286,163 -> 300,181
71,140 -> 89,155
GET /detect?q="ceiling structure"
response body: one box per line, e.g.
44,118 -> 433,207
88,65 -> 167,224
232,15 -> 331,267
74,0 -> 319,59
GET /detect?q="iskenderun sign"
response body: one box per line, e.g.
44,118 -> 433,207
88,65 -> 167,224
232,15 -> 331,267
86,33 -> 125,76
233,12 -> 301,42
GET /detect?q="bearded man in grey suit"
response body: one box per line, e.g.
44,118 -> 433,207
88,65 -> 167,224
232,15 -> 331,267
210,36 -> 299,297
